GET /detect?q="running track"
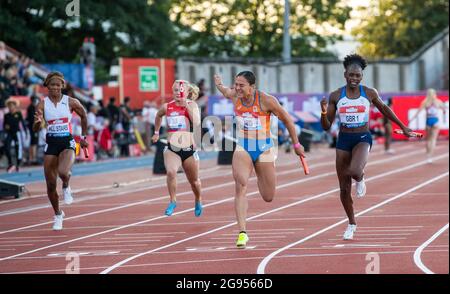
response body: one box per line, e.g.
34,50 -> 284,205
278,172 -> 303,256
0,141 -> 448,274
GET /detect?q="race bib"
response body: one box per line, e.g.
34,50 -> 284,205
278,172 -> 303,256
167,115 -> 187,130
47,118 -> 70,135
239,117 -> 262,131
339,106 -> 368,127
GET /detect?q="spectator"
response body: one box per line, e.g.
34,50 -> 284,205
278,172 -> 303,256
26,92 -> 41,165
0,41 -> 6,63
118,96 -> 132,157
107,96 -> 119,131
3,98 -> 26,172
142,100 -> 158,151
97,119 -> 113,159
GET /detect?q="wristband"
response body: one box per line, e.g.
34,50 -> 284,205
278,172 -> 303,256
321,111 -> 327,115
293,142 -> 301,149
154,131 -> 159,135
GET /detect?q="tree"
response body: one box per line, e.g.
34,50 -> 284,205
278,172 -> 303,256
0,0 -> 175,83
170,0 -> 351,58
352,0 -> 449,58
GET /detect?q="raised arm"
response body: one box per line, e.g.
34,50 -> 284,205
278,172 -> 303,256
214,74 -> 236,99
320,92 -> 338,131
152,103 -> 167,143
32,101 -> 45,133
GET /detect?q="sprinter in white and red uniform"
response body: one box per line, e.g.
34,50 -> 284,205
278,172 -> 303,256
152,80 -> 203,217
33,72 -> 88,230
320,54 -> 414,240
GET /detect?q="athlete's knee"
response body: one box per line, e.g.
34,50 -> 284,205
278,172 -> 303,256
58,170 -> 71,182
190,178 -> 201,188
166,169 -> 178,179
234,179 -> 248,195
347,167 -> 363,179
261,191 -> 275,202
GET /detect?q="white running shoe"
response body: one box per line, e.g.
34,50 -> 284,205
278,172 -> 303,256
52,211 -> 65,231
63,186 -> 73,205
385,149 -> 395,154
343,224 -> 357,240
355,178 -> 366,199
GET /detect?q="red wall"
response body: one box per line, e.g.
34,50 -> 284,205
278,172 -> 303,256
120,58 -> 175,109
391,95 -> 449,140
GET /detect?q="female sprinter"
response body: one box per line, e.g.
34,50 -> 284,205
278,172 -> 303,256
214,71 -> 305,248
409,88 -> 447,163
320,54 -> 414,240
33,72 -> 88,230
152,80 -> 203,217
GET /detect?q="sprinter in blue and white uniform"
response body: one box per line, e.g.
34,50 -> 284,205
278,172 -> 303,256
320,54 -> 414,240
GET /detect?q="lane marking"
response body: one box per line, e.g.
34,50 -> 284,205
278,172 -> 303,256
99,155 -> 448,274
0,147 -> 428,235
413,223 -> 449,274
256,171 -> 448,274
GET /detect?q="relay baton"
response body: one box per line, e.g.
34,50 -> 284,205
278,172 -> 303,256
300,155 -> 310,175
83,147 -> 89,158
394,129 -> 423,138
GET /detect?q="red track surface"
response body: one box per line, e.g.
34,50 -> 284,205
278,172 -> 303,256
0,141 -> 448,274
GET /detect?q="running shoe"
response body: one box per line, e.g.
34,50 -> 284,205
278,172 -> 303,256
63,186 -> 73,205
236,232 -> 249,248
52,211 -> 65,231
194,201 -> 203,217
343,224 -> 357,240
165,202 -> 177,216
355,178 -> 366,198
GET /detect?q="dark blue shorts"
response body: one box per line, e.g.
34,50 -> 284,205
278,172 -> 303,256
336,132 -> 372,152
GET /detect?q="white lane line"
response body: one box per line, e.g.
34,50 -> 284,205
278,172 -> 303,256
0,151 -> 331,209
0,145 -> 413,208
413,223 -> 449,274
0,151 -> 333,215
0,147 -> 427,236
256,171 -> 448,274
99,154 -> 448,274
0,165 -> 340,262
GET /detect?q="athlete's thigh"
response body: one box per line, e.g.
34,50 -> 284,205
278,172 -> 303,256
254,150 -> 276,190
350,142 -> 370,172
44,155 -> 59,183
232,147 -> 253,185
58,149 -> 75,174
336,149 -> 352,180
182,153 -> 200,183
164,148 -> 182,172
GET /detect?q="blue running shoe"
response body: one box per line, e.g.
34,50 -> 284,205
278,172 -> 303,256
194,201 -> 203,217
165,202 -> 177,216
